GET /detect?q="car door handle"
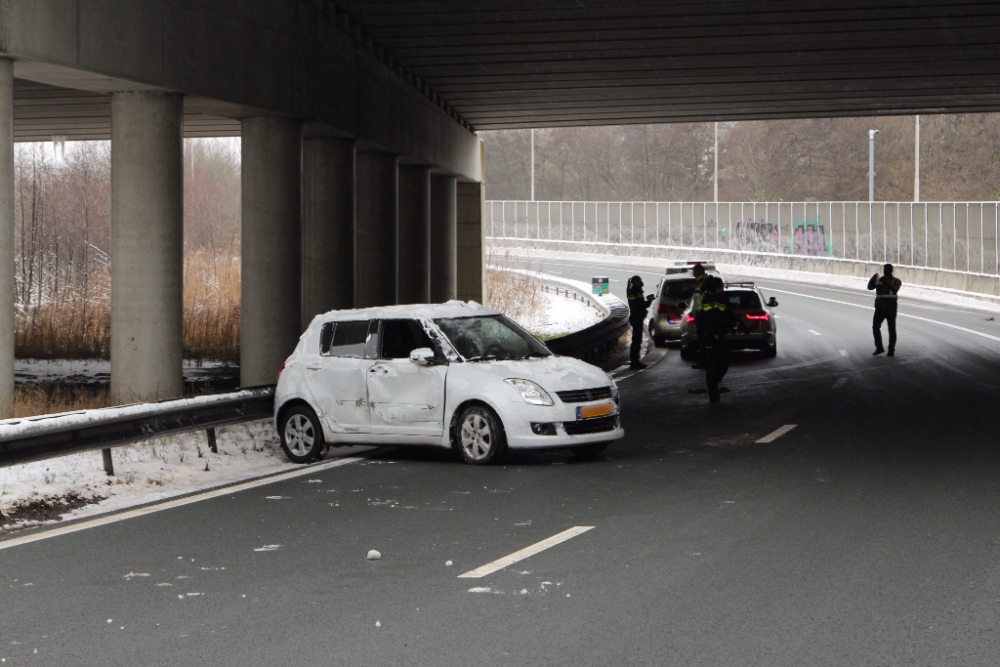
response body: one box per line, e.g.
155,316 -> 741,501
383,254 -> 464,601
306,365 -> 321,371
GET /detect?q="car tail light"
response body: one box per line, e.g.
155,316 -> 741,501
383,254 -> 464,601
277,357 -> 290,381
685,314 -> 695,323
745,312 -> 770,321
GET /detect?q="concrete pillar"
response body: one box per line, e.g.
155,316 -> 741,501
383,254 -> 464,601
430,175 -> 458,303
397,165 -> 431,304
241,117 -> 302,387
456,179 -> 486,303
355,152 -> 398,308
0,59 -> 12,418
110,92 -> 184,402
302,138 -> 355,328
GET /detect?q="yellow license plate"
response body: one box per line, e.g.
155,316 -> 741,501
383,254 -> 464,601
577,402 -> 615,420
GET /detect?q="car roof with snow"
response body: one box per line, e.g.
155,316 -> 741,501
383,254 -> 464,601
310,300 -> 500,327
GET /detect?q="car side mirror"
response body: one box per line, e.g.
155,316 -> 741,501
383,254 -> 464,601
676,302 -> 687,310
767,297 -> 779,307
409,347 -> 436,365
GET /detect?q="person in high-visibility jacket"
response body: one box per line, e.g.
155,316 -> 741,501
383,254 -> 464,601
697,277 -> 746,403
627,275 -> 655,369
690,263 -> 710,369
867,263 -> 902,356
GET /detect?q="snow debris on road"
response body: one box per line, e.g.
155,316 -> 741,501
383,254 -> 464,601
253,544 -> 282,553
445,560 -> 453,567
375,621 -> 381,628
467,587 -> 492,594
367,550 -> 382,560
0,419 -> 301,534
123,572 -> 150,580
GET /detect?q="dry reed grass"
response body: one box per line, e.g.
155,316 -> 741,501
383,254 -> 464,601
486,265 -> 545,323
14,249 -> 241,363
12,385 -> 111,418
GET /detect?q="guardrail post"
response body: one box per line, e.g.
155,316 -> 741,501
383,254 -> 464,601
207,427 -> 218,454
102,448 -> 114,476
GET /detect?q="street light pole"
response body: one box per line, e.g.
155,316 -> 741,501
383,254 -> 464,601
530,128 -> 535,201
914,115 -> 920,203
713,122 -> 719,203
869,129 -> 879,202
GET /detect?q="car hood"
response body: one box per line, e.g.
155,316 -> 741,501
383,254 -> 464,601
466,355 -> 611,391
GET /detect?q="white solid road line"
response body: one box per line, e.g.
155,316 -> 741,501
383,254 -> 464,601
832,378 -> 850,389
458,526 -> 595,579
756,424 -> 798,443
808,329 -> 822,336
762,286 -> 1000,344
0,456 -> 366,552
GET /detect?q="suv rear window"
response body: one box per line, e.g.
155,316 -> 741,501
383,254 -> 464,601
724,291 -> 762,309
661,279 -> 697,300
320,320 -> 369,357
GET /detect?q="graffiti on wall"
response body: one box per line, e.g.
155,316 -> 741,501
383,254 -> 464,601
792,217 -> 831,256
730,219 -> 780,253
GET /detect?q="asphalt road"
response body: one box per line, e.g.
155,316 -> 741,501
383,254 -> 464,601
4,261 -> 1000,666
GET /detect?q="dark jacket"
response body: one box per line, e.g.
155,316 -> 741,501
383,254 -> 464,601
627,284 -> 651,324
698,292 -> 739,342
867,274 -> 901,307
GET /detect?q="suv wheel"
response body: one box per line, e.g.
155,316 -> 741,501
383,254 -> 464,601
454,405 -> 508,465
280,405 -> 325,464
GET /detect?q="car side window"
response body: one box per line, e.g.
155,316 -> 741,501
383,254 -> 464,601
379,319 -> 434,359
322,320 -> 369,357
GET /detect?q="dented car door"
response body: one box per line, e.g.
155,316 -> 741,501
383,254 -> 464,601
304,319 -> 373,434
367,319 -> 447,436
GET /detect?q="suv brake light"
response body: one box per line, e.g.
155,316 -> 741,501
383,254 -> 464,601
745,312 -> 769,321
685,314 -> 695,323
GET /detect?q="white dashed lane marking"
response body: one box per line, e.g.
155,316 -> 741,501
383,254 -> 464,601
458,526 -> 595,579
756,424 -> 798,443
832,378 -> 849,389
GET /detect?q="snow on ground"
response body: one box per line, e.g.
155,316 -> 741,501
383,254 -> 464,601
520,289 -> 604,339
0,419 -> 305,533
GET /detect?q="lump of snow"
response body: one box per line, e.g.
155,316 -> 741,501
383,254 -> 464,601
375,621 -> 381,628
367,550 -> 381,560
106,619 -> 112,624
520,589 -> 528,595
467,587 -> 492,594
265,496 -> 288,500
445,560 -> 453,567
253,544 -> 282,552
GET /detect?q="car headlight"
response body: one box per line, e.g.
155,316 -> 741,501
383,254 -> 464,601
504,379 -> 554,406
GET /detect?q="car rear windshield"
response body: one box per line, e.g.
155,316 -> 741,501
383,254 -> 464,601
723,291 -> 762,309
661,279 -> 697,300
434,315 -> 551,361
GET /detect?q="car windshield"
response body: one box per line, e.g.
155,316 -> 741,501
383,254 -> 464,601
661,279 -> 698,300
434,315 -> 552,361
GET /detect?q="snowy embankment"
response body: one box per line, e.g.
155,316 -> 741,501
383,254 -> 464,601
0,420 -> 302,533
518,277 -> 604,339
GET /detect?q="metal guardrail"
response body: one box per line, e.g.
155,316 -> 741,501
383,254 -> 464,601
0,386 -> 275,470
536,277 -> 631,363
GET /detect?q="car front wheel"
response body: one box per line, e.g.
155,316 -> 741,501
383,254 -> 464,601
280,405 -> 325,464
454,405 -> 508,465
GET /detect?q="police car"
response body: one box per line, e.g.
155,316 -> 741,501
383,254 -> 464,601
678,281 -> 779,359
647,260 -> 723,347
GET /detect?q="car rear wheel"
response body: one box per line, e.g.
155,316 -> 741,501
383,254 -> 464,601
648,322 -> 667,348
680,344 -> 696,361
455,405 -> 508,465
280,405 -> 325,464
762,341 -> 777,358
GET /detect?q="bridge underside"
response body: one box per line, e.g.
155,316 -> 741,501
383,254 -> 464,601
342,1 -> 1000,129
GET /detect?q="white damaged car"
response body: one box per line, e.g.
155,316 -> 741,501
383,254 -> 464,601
274,301 -> 623,465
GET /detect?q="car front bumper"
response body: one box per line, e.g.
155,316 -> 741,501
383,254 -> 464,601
502,400 -> 624,449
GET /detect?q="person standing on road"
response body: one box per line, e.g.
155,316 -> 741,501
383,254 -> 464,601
698,277 -> 745,403
868,263 -> 902,356
690,263 -> 710,369
627,275 -> 654,370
